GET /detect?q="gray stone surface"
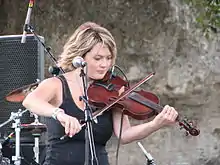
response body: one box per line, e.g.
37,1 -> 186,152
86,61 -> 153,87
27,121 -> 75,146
0,0 -> 220,164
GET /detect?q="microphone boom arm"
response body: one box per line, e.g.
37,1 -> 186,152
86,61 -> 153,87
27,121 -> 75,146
26,25 -> 65,74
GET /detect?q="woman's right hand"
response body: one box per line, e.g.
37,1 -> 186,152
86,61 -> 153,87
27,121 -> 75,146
57,112 -> 82,137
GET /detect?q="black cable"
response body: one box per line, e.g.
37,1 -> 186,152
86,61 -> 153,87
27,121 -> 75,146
114,65 -> 130,88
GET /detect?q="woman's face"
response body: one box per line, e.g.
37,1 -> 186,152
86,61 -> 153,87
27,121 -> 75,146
84,43 -> 113,80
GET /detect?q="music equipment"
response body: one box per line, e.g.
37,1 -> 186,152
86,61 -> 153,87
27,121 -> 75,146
2,142 -> 46,165
0,34 -> 44,142
5,82 -> 39,103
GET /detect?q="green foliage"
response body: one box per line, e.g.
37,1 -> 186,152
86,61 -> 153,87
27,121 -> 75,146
184,0 -> 220,35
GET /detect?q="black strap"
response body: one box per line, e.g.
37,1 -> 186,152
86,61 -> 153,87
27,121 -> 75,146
56,75 -> 72,102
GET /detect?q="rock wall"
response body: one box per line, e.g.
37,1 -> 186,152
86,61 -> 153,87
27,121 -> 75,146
0,0 -> 220,164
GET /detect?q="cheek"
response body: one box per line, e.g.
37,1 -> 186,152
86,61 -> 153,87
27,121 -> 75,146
86,64 -> 97,76
87,63 -> 96,71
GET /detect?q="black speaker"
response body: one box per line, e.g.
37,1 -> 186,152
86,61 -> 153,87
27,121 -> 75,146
0,34 -> 44,141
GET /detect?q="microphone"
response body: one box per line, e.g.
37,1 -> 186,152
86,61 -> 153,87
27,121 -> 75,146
137,142 -> 156,165
72,56 -> 87,68
21,0 -> 35,43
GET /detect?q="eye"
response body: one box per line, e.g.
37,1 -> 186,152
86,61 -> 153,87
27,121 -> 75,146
94,57 -> 101,61
107,56 -> 113,60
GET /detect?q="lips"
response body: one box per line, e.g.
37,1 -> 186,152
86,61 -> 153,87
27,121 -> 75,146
97,70 -> 106,74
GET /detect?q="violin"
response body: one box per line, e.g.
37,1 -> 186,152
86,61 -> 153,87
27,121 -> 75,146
87,71 -> 200,136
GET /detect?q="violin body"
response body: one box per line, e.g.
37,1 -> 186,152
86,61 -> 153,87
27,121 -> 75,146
88,73 -> 127,108
88,73 -> 159,120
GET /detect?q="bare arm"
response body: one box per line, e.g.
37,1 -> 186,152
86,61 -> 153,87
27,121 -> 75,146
22,77 -> 61,117
113,105 -> 178,144
22,77 -> 81,137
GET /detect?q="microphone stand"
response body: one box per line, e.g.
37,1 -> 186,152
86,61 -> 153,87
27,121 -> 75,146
79,67 -> 98,165
0,109 -> 29,165
137,142 -> 156,165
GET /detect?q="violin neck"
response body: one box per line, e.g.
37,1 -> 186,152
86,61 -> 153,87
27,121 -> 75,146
128,92 -> 163,114
128,92 -> 200,136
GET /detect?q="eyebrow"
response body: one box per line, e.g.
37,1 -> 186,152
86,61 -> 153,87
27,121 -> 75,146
95,54 -> 112,57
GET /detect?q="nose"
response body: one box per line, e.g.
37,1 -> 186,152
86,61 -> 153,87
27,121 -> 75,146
100,59 -> 109,68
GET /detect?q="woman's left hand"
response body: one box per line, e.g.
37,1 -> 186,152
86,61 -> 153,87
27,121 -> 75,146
152,105 -> 178,128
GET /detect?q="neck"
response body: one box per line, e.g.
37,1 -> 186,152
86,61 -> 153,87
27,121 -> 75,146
74,69 -> 94,86
87,78 -> 94,86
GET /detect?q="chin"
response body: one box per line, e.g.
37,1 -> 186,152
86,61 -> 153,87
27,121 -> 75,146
91,74 -> 105,80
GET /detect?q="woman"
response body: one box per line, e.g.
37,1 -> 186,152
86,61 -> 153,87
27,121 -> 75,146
22,22 -> 178,165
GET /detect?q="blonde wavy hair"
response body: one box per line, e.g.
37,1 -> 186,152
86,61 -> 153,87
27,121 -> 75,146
58,22 -> 117,72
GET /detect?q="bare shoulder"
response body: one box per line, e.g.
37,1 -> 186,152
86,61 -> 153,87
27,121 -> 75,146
38,76 -> 61,89
27,76 -> 63,102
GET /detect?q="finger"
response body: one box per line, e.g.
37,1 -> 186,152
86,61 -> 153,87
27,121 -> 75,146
118,86 -> 125,96
70,118 -> 82,136
65,118 -> 71,135
166,107 -> 176,122
164,106 -> 175,121
164,109 -> 171,119
69,119 -> 77,137
171,108 -> 178,121
161,105 -> 170,115
60,122 -> 66,128
76,120 -> 82,133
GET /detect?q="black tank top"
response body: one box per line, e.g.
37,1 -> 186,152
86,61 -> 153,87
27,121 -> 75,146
46,75 -> 113,145
43,75 -> 113,165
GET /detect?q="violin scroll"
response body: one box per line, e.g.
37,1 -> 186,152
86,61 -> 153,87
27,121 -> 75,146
179,119 -> 200,136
